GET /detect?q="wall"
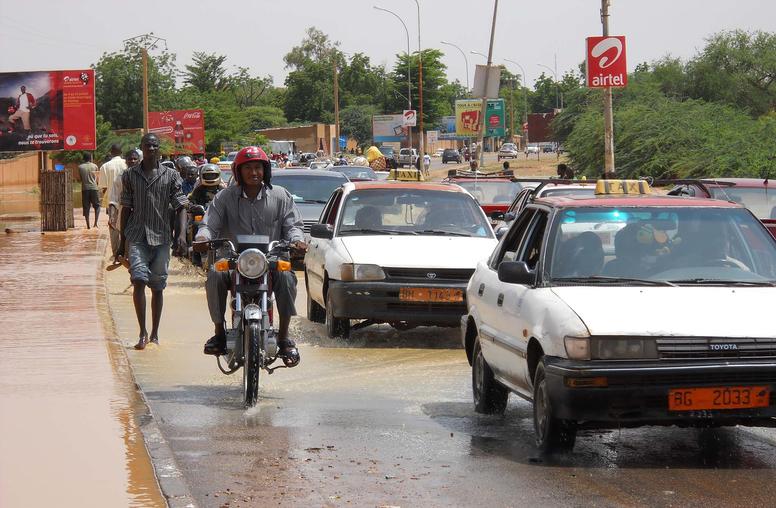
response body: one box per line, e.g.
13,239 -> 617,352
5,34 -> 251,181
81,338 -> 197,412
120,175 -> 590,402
257,124 -> 337,154
0,152 -> 40,187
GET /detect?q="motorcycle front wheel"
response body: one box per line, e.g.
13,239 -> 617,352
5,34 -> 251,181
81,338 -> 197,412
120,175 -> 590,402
243,322 -> 261,407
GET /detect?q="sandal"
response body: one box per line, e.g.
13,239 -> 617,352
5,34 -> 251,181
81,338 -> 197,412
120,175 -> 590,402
277,339 -> 300,367
203,334 -> 226,356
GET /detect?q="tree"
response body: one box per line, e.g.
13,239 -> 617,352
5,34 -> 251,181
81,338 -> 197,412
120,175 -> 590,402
183,52 -> 230,93
340,104 -> 379,147
390,49 -> 450,129
92,35 -> 177,130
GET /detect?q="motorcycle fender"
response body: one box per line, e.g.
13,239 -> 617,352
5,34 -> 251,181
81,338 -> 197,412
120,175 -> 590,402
243,304 -> 262,322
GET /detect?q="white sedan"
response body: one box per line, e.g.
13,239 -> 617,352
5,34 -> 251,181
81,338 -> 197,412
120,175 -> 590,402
304,181 -> 498,338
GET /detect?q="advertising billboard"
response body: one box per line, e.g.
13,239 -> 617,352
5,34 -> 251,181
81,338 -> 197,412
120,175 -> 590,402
438,115 -> 458,140
148,109 -> 206,154
455,99 -> 506,137
372,114 -> 407,143
586,36 -> 628,88
0,70 -> 96,152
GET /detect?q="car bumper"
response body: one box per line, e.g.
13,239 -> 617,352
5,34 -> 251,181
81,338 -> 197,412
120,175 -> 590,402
327,280 -> 468,326
544,357 -> 776,427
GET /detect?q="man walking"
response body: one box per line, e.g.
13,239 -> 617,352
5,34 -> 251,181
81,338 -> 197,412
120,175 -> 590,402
118,133 -> 188,350
78,153 -> 100,229
100,143 -> 129,257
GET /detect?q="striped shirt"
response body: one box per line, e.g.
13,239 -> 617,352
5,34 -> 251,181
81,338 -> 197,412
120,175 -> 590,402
195,184 -> 304,244
120,163 -> 188,246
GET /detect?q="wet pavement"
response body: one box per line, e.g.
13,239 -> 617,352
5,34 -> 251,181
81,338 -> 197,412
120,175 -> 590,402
104,254 -> 776,508
0,214 -> 165,507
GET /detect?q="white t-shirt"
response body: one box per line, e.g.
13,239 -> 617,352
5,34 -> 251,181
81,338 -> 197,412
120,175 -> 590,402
423,154 -> 431,165
17,93 -> 30,112
99,156 -> 128,205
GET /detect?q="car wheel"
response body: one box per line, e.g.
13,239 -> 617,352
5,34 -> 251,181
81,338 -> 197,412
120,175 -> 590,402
325,290 -> 350,339
472,336 -> 508,414
305,272 -> 325,323
533,360 -> 576,452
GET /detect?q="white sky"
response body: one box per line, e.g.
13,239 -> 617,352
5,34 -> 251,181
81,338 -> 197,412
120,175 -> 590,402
0,0 -> 774,88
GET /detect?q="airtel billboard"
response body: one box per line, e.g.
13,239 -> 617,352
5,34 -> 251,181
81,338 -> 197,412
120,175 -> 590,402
147,109 -> 205,155
586,36 -> 627,88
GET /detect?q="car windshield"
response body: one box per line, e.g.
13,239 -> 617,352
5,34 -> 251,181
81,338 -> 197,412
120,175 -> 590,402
379,147 -> 394,156
500,144 -> 516,151
548,207 -> 776,284
709,187 -> 776,219
272,174 -> 346,203
338,189 -> 493,238
225,152 -> 237,162
334,167 -> 377,180
456,181 -> 523,204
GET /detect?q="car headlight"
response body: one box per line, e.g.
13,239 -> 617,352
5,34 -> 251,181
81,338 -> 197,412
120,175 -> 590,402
340,264 -> 386,281
237,249 -> 268,279
564,336 -> 590,360
591,338 -> 657,360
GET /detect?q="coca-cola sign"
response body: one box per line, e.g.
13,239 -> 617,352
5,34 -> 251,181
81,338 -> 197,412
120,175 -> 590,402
147,108 -> 205,154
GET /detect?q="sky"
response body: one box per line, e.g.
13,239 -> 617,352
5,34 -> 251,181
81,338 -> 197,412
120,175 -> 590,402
0,0 -> 774,89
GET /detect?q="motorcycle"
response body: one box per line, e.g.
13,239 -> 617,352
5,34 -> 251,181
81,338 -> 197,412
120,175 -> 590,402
187,204 -> 207,267
204,235 -> 294,406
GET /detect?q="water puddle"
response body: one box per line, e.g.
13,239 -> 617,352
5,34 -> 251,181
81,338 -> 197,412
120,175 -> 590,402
0,219 -> 165,507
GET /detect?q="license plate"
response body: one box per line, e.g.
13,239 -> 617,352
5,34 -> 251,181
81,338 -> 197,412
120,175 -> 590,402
399,287 -> 463,303
668,386 -> 770,411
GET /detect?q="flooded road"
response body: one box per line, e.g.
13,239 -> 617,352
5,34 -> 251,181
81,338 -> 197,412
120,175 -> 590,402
0,216 -> 165,507
104,255 -> 776,507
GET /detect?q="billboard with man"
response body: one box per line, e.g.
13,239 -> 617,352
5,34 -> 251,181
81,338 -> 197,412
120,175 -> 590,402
147,109 -> 206,155
372,114 -> 407,143
0,70 -> 96,152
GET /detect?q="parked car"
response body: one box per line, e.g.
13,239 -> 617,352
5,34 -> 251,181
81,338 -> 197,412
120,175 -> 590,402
542,145 -> 555,153
497,143 -> 519,160
462,179 -> 776,451
433,148 -> 445,157
398,148 -> 419,167
667,178 -> 776,238
330,166 -> 378,182
502,180 -> 597,226
304,181 -> 498,338
525,145 -> 539,155
271,169 -> 349,238
309,160 -> 333,170
378,146 -> 399,169
442,148 -> 462,164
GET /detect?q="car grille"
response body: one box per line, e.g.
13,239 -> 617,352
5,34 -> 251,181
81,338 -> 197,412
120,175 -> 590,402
302,220 -> 316,234
607,371 -> 776,388
656,337 -> 776,359
382,267 -> 475,282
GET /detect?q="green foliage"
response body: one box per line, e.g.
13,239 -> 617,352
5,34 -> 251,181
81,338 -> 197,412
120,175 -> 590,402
390,49 -> 450,129
340,104 -> 379,146
183,52 -> 230,93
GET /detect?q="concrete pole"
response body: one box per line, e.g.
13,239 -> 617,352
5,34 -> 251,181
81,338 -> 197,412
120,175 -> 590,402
333,57 -> 340,153
602,0 -> 615,175
142,48 -> 149,133
413,0 -> 425,156
477,0 -> 499,169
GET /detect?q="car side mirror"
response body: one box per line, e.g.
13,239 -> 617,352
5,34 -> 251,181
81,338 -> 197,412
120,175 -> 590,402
490,211 -> 505,221
497,261 -> 535,285
503,212 -> 516,223
495,227 -> 508,240
310,223 -> 334,239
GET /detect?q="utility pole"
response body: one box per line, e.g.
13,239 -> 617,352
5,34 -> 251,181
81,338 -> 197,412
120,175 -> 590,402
123,33 -> 167,134
476,0 -> 499,169
509,78 -> 515,143
333,56 -> 340,154
413,0 -> 424,156
601,0 -> 615,175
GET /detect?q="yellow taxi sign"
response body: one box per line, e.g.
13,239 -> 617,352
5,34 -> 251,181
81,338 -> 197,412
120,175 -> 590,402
388,168 -> 425,181
595,179 -> 651,195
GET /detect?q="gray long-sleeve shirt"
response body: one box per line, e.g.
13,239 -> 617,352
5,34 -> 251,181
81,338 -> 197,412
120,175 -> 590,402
195,184 -> 304,244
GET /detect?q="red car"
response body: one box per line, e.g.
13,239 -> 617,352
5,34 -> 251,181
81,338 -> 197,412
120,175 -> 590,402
443,170 -> 524,223
668,178 -> 776,238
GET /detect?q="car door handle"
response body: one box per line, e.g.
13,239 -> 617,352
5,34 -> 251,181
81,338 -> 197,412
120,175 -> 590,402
477,283 -> 485,296
497,293 -> 504,307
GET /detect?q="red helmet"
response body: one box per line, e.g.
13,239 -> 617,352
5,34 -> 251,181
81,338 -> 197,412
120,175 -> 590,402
232,146 -> 272,186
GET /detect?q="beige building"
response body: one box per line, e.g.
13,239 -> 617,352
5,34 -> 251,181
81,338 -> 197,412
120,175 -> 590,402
257,124 -> 341,154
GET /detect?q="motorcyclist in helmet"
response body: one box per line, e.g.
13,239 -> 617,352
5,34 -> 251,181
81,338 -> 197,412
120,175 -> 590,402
189,164 -> 225,207
175,155 -> 195,177
193,146 -> 305,365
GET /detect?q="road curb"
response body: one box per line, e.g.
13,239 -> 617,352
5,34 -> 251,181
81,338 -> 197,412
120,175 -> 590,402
96,232 -> 198,508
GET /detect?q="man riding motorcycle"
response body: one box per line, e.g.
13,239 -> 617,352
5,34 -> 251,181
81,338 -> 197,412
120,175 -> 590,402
189,164 -> 225,207
182,165 -> 198,196
193,146 -> 305,366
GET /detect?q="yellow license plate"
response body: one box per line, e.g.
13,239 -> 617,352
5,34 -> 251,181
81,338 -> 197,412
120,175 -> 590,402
668,386 -> 770,411
399,287 -> 463,303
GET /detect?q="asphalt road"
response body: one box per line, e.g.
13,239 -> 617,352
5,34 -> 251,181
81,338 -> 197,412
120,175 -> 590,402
105,258 -> 776,508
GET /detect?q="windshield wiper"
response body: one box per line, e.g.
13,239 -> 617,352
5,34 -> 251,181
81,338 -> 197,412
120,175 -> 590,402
417,229 -> 471,237
553,276 -> 677,287
339,228 -> 417,236
667,278 -> 776,286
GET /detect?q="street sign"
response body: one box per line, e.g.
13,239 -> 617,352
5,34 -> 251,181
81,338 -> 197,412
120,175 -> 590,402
402,109 -> 417,127
472,65 -> 502,98
339,136 -> 347,149
586,35 -> 628,88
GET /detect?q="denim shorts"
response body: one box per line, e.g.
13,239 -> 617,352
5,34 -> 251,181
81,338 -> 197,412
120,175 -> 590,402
127,240 -> 171,290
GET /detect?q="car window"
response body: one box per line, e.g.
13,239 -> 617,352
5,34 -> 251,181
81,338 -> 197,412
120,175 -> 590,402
337,189 -> 493,238
272,174 -> 347,203
490,209 -> 537,268
456,181 -> 523,204
709,187 -> 776,219
519,211 -> 549,271
321,189 -> 343,225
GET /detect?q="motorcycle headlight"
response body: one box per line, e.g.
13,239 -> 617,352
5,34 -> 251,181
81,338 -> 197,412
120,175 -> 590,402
340,264 -> 386,281
591,337 -> 657,360
237,249 -> 268,279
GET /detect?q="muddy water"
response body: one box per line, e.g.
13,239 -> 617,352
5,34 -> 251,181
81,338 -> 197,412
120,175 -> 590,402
0,220 -> 165,507
0,184 -> 83,217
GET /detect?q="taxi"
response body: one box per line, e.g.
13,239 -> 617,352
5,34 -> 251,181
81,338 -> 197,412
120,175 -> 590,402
305,181 -> 497,338
443,169 -> 525,225
461,179 -> 776,451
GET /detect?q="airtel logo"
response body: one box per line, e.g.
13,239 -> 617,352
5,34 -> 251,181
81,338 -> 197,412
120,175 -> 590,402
590,37 -> 623,69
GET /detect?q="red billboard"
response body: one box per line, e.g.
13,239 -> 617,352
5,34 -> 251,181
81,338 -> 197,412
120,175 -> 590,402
147,109 -> 205,155
527,112 -> 556,143
586,36 -> 628,88
0,70 -> 96,152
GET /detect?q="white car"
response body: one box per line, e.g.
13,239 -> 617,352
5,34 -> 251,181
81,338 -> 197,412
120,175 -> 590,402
304,181 -> 498,338
309,160 -> 333,170
433,148 -> 445,157
525,145 -> 539,155
462,180 -> 776,451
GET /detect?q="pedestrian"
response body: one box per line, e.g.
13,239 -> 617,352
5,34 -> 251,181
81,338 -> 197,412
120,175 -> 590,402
423,152 -> 431,176
106,149 -> 140,267
193,146 -> 303,366
78,152 -> 100,229
118,133 -> 188,350
100,142 -> 128,218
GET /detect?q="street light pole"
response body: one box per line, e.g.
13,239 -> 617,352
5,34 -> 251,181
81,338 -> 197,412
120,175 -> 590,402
537,62 -> 560,109
412,0 -> 424,156
440,40 -> 469,90
601,0 -> 615,175
374,6 -> 413,153
476,0 -> 499,169
504,59 -> 528,146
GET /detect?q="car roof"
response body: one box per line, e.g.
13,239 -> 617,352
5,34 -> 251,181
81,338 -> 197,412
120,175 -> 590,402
534,194 -> 744,208
701,178 -> 772,188
346,181 -> 467,193
274,169 -> 348,178
449,176 -> 516,183
536,183 -> 596,194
